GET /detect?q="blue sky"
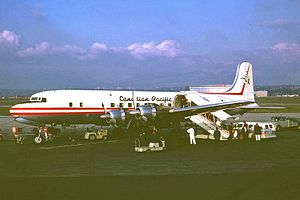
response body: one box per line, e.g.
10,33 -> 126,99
0,0 -> 300,89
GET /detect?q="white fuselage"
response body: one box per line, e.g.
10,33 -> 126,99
10,62 -> 255,126
11,90 -> 179,115
10,90 -> 183,125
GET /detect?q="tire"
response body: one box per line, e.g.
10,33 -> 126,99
89,134 -> 96,141
276,125 -> 282,132
34,136 -> 42,144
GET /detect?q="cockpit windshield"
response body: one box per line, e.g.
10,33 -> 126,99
29,97 -> 47,102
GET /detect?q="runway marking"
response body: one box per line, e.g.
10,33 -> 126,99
39,140 -> 119,150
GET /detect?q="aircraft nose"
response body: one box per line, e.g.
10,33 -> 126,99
10,104 -> 17,116
10,104 -> 22,116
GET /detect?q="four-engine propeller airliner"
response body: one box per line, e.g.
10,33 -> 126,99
10,62 -> 256,132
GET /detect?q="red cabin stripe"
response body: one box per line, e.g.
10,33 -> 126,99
11,111 -> 106,116
11,107 -> 110,111
10,107 -> 135,111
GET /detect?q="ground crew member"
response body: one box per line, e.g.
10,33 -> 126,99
233,124 -> 239,139
214,127 -> 221,142
187,125 -> 196,145
228,122 -> 234,139
254,123 -> 262,141
0,128 -> 3,141
241,121 -> 248,139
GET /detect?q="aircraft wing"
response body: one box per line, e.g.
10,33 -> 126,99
238,103 -> 285,110
168,100 -> 253,117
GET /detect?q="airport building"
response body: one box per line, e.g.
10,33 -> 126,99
254,90 -> 268,97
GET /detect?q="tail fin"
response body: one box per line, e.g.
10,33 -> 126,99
224,62 -> 254,102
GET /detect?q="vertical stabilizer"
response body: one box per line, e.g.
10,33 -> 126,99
224,62 -> 254,101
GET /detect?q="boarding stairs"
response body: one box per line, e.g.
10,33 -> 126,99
188,114 -> 229,140
185,92 -> 234,140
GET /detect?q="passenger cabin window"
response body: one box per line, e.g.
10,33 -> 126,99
111,103 -> 115,108
41,98 -> 47,102
168,103 -> 172,107
80,102 -> 83,107
128,103 -> 132,108
265,125 -> 268,129
136,103 -> 140,107
69,102 -> 73,107
120,103 -> 124,108
101,103 -> 104,108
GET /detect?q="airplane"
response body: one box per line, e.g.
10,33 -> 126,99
10,61 -> 256,141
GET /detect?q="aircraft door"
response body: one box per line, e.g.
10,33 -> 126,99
173,95 -> 188,108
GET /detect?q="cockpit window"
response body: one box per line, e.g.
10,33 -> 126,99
30,97 -> 47,103
30,97 -> 39,101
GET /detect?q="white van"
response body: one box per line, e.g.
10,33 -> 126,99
235,122 -> 277,139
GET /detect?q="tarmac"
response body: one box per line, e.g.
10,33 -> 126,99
0,114 -> 300,200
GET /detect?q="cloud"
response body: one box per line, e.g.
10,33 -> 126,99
0,29 -> 181,60
78,42 -> 109,59
19,42 -> 88,58
19,42 -> 50,56
17,38 -> 181,60
0,30 -> 21,47
127,40 -> 181,58
56,45 -> 86,55
90,42 -> 108,52
271,42 -> 300,54
261,19 -> 298,28
18,41 -> 110,59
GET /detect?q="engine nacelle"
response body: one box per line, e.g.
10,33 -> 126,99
106,110 -> 126,124
137,106 -> 157,119
14,117 -> 45,127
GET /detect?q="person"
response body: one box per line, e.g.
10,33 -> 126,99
149,126 -> 160,147
233,124 -> 239,139
241,121 -> 248,139
44,128 -> 49,140
228,122 -> 234,139
0,128 -> 3,142
214,127 -> 221,142
254,123 -> 262,141
187,125 -> 196,145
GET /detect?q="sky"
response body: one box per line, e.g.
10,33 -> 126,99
0,0 -> 300,89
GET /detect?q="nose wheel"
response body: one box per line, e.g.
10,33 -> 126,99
34,136 -> 42,144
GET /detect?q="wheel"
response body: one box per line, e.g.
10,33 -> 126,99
34,136 -> 42,144
89,134 -> 96,141
276,125 -> 282,131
